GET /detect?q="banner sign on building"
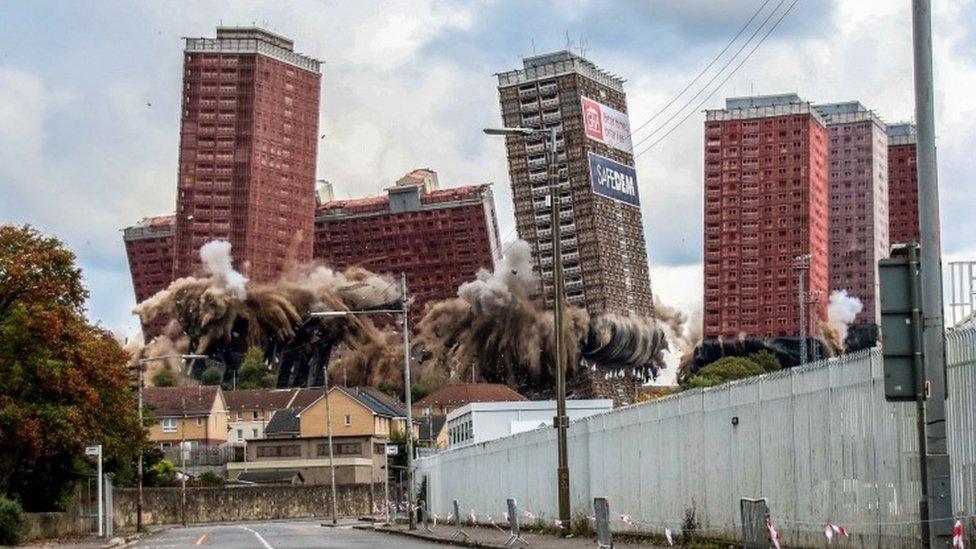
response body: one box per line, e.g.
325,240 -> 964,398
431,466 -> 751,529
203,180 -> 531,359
588,152 -> 641,208
581,96 -> 633,154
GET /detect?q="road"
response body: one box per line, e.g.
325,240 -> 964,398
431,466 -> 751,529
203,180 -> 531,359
128,521 -> 439,549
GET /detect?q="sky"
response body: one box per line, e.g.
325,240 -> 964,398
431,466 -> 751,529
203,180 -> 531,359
0,0 -> 974,337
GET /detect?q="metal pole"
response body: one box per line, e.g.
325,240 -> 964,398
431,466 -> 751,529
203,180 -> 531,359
180,397 -> 187,528
912,0 -> 953,545
136,364 -> 144,532
384,448 -> 391,524
323,358 -> 338,525
402,272 -> 416,530
548,126 -> 570,527
795,255 -> 809,365
97,445 -> 103,538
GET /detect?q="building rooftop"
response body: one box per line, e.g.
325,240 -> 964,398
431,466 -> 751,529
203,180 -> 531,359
144,385 -> 222,417
888,122 -> 917,145
814,101 -> 885,128
288,388 -> 325,410
123,214 -> 176,241
726,93 -> 803,109
184,26 -> 320,73
264,407 -> 301,436
414,383 -> 527,409
497,49 -> 625,93
224,389 -> 297,412
315,182 -> 490,220
338,386 -> 408,418
707,93 -> 824,125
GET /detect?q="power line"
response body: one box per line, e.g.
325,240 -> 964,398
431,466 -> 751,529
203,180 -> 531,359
630,0 -> 791,152
633,0 -> 801,158
628,0 -> 775,140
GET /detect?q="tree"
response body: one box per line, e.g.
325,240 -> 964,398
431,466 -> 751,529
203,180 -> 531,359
235,347 -> 275,389
151,369 -> 178,387
0,225 -> 144,511
684,356 -> 764,389
200,365 -> 223,386
747,349 -> 782,373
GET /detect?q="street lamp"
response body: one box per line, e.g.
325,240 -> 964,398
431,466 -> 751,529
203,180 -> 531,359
483,125 -> 571,527
134,353 -> 207,531
310,272 -> 416,529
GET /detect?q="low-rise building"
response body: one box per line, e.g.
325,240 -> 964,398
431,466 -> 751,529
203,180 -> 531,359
228,386 -> 411,485
412,383 -> 527,417
224,388 -> 304,443
143,386 -> 229,450
417,414 -> 448,451
446,399 -> 614,448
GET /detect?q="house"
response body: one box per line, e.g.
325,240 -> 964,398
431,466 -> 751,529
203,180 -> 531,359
225,388 -> 305,443
143,385 -> 229,450
227,386 -> 412,485
417,414 -> 448,451
412,383 -> 527,417
447,399 -> 614,448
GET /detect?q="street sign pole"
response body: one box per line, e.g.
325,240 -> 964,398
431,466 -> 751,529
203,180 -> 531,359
85,445 -> 103,537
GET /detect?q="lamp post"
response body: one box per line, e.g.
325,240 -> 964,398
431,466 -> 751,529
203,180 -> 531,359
484,125 -> 570,527
134,353 -> 206,532
310,273 -> 415,528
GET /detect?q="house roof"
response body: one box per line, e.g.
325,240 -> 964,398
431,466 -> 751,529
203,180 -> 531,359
418,414 -> 447,442
224,389 -> 297,411
264,408 -> 301,436
289,387 -> 326,410
338,386 -> 407,418
413,383 -> 527,409
236,470 -> 305,484
144,386 -> 222,417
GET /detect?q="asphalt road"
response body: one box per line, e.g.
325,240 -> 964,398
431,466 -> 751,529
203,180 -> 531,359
129,521 -> 440,548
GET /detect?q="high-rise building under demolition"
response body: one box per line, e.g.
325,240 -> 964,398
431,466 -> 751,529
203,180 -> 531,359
123,214 -> 176,336
887,123 -> 919,245
495,51 -> 654,317
313,169 -> 500,322
814,102 -> 889,326
703,94 -> 829,339
172,27 -> 322,282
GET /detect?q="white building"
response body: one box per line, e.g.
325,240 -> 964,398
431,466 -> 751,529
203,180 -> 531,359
446,399 -> 613,448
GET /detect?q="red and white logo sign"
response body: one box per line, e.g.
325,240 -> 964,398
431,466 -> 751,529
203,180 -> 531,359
580,96 -> 633,154
582,97 -> 605,141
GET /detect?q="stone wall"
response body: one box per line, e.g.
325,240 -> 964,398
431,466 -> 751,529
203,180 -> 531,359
112,483 -> 380,531
23,510 -> 92,542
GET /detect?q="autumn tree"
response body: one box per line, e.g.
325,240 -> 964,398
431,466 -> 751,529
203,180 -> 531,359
0,225 -> 144,511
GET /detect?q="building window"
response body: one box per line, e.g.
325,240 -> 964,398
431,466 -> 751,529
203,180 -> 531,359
162,418 -> 177,433
252,411 -> 259,420
252,429 -> 258,438
197,417 -> 204,426
344,414 -> 351,426
337,443 -> 362,455
237,429 -> 243,441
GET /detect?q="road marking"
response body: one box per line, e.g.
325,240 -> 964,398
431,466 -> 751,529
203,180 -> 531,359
238,525 -> 274,549
195,533 -> 210,545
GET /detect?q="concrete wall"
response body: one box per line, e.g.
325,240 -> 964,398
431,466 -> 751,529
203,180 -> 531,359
112,483 -> 380,531
23,511 -> 92,542
420,331 -> 976,547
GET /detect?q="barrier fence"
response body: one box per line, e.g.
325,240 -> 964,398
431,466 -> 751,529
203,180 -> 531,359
417,328 -> 976,548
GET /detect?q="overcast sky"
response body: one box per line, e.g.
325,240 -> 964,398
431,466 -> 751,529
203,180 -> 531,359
1,0 -> 974,336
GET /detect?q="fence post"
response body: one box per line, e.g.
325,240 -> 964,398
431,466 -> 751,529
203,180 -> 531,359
594,497 -> 612,548
451,499 -> 470,542
505,498 -> 528,547
104,473 -> 114,539
740,497 -> 770,548
421,500 -> 433,533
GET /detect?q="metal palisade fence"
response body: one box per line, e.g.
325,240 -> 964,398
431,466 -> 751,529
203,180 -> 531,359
417,330 -> 976,548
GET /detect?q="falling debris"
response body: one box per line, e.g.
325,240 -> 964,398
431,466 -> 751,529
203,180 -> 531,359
132,239 -> 675,397
822,289 -> 864,351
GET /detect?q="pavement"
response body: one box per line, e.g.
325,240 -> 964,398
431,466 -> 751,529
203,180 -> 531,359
28,520 -> 439,548
366,522 -> 671,548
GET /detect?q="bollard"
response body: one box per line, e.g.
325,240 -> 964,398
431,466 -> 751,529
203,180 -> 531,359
421,500 -> 433,533
504,498 -> 528,546
740,497 -> 770,548
451,499 -> 471,542
594,497 -> 612,549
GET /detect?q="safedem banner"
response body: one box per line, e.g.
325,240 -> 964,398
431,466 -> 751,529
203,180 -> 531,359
581,96 -> 633,154
588,152 -> 641,208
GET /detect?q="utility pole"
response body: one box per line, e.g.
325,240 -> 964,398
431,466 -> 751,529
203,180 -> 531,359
402,272 -> 417,530
180,395 -> 187,528
322,355 -> 338,526
912,0 -> 953,545
136,364 -> 144,532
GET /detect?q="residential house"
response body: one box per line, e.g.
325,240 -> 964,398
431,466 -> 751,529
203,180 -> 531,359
417,414 -> 448,451
144,386 -> 229,450
225,388 -> 304,443
412,383 -> 527,417
228,386 -> 412,485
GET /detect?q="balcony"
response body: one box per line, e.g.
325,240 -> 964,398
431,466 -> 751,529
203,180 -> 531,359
525,142 -> 545,154
539,83 -> 557,95
520,101 -> 539,113
529,172 -> 548,183
521,115 -> 541,126
566,280 -> 584,292
518,87 -> 537,99
564,266 -> 582,278
535,213 -> 550,225
527,156 -> 547,169
540,97 -> 559,109
542,110 -> 562,123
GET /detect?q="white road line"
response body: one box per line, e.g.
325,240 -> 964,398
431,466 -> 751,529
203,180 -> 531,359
238,525 -> 275,549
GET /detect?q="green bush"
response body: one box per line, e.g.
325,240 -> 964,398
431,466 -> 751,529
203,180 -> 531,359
747,349 -> 782,372
148,459 -> 177,486
200,366 -> 223,386
152,369 -> 178,387
197,471 -> 224,486
0,496 -> 25,546
685,356 -> 764,388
